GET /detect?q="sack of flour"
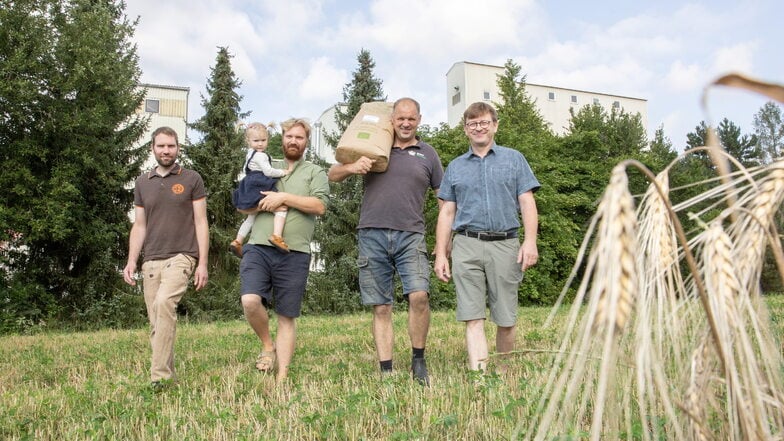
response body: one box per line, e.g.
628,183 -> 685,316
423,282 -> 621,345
335,101 -> 394,172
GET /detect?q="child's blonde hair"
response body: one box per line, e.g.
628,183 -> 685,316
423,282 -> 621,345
244,122 -> 276,141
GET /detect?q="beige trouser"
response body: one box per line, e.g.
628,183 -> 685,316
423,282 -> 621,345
141,254 -> 195,382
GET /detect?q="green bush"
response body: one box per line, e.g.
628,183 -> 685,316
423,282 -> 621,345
0,278 -> 58,334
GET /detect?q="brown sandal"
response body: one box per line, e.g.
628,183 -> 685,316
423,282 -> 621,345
256,348 -> 276,372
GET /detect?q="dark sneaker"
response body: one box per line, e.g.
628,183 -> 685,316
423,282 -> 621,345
150,379 -> 175,392
412,357 -> 430,386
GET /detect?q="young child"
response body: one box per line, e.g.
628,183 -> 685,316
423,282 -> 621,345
230,122 -> 293,256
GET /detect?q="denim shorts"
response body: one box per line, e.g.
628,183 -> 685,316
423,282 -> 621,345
240,244 -> 311,317
357,228 -> 431,305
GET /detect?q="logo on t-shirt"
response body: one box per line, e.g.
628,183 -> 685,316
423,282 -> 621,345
171,184 -> 185,195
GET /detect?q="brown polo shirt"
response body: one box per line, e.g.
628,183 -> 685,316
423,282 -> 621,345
133,164 -> 206,262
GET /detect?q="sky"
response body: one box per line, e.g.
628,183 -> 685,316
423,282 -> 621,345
125,0 -> 784,150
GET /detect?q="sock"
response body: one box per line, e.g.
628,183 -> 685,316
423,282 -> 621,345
412,347 -> 425,359
380,360 -> 393,372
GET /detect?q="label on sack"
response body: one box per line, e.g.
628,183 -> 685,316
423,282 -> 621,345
362,115 -> 380,123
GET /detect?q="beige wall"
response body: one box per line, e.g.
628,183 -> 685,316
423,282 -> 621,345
135,83 -> 189,170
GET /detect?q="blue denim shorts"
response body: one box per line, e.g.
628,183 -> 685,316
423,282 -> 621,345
240,244 -> 311,317
357,228 -> 431,305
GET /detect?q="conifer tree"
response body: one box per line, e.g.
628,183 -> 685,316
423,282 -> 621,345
185,47 -> 249,274
0,0 -> 148,328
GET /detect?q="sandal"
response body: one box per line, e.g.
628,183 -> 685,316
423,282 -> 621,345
256,347 -> 276,372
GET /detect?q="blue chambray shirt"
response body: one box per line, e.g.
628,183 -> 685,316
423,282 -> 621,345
438,143 -> 540,232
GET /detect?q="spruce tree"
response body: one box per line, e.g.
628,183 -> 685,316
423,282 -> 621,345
0,0 -> 148,328
307,49 -> 386,313
185,47 -> 249,275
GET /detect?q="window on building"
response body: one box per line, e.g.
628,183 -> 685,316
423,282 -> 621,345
452,92 -> 461,106
145,99 -> 160,113
548,91 -> 556,101
571,95 -> 578,104
593,98 -> 600,105
612,101 -> 620,109
483,91 -> 491,100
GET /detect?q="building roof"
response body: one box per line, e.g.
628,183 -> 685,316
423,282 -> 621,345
138,82 -> 190,92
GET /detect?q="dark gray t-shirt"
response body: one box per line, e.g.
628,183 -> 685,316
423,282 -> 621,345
357,140 -> 443,234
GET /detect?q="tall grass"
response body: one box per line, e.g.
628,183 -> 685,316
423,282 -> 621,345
1,305 -> 580,440
2,298 -> 781,440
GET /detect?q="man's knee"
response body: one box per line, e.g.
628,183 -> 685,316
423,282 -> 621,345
408,291 -> 429,310
373,304 -> 392,319
240,294 -> 263,312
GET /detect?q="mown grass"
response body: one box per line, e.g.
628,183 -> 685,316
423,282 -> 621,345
2,296 -> 782,440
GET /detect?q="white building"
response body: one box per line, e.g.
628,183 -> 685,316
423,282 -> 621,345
446,61 -> 648,134
310,105 -> 342,164
135,83 -> 190,169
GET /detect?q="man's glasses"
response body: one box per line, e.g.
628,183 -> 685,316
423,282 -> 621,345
464,120 -> 493,130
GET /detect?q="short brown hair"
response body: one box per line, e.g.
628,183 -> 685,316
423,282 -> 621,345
280,118 -> 311,140
463,102 -> 498,123
151,126 -> 179,146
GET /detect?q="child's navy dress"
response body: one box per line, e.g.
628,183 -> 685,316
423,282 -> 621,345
232,151 -> 279,210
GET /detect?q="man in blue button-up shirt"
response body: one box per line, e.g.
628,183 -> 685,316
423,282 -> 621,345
434,102 -> 540,373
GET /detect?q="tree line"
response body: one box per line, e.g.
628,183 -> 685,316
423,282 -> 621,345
2,0 -> 783,333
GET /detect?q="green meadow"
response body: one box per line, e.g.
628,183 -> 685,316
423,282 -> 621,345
2,297 -> 782,440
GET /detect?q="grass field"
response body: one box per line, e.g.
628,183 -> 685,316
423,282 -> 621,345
1,297 -> 782,440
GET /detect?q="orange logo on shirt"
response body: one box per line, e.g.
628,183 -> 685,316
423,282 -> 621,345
171,184 -> 185,195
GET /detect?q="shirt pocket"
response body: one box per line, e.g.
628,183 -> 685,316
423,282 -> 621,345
490,165 -> 513,181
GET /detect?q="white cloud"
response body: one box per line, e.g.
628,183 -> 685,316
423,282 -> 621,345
299,58 -> 348,101
124,0 -> 782,147
711,42 -> 757,76
664,61 -> 703,92
327,0 -> 545,64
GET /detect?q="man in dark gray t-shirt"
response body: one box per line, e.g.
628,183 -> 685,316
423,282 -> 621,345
328,97 -> 443,386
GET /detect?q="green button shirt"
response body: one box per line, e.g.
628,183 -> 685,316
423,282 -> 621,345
248,159 -> 329,253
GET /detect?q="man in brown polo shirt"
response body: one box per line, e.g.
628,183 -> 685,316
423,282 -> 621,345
123,126 -> 209,390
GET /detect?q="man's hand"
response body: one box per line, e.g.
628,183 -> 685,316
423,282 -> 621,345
258,191 -> 287,212
122,262 -> 137,286
518,240 -> 538,271
434,254 -> 451,282
193,265 -> 208,291
349,156 -> 375,175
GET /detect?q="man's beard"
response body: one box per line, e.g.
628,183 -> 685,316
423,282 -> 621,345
284,146 -> 304,161
156,156 -> 175,167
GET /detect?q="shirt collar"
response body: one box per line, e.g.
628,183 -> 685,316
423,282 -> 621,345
466,143 -> 498,158
393,136 -> 422,150
147,163 -> 182,179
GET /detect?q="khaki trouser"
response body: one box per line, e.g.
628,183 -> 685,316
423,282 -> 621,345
141,254 -> 196,382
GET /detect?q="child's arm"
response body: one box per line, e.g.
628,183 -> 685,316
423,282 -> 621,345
249,152 -> 286,177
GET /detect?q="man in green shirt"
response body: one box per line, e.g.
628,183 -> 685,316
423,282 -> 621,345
238,118 -> 329,382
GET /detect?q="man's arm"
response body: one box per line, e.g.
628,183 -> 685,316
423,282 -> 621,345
327,156 -> 375,182
433,200 -> 456,282
122,206 -> 146,286
258,191 -> 325,216
518,191 -> 539,271
192,197 -> 209,290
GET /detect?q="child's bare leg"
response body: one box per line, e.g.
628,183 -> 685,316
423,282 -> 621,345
272,207 -> 288,238
268,207 -> 290,253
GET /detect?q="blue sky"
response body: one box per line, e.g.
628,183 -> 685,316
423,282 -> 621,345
125,0 -> 784,150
